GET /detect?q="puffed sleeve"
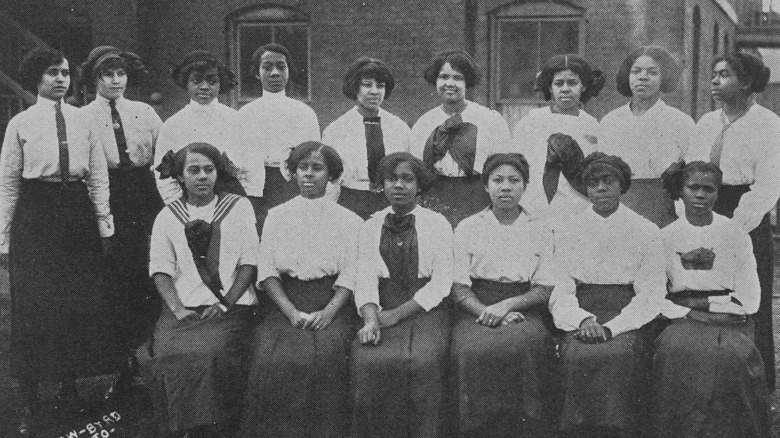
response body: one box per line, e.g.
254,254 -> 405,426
0,116 -> 23,252
149,211 -> 177,277
412,214 -> 454,311
154,121 -> 183,204
86,122 -> 115,237
354,219 -> 381,312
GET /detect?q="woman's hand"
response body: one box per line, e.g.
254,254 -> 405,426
200,303 -> 226,320
378,309 -> 400,328
286,309 -> 308,329
577,316 -> 611,343
477,301 -> 511,327
173,307 -> 199,322
501,311 -> 525,325
303,308 -> 336,331
0,253 -> 8,270
358,319 -> 381,345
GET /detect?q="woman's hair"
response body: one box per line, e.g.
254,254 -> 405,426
535,54 -> 605,103
713,52 -> 771,94
342,57 -> 396,100
581,152 -> 632,194
173,142 -> 227,192
376,152 -> 436,194
251,43 -> 293,77
286,141 -> 344,181
171,50 -> 236,92
616,46 -> 681,97
79,45 -> 147,90
19,48 -> 67,93
661,161 -> 723,201
481,153 -> 530,186
423,49 -> 481,88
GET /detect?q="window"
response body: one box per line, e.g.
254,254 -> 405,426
227,5 -> 311,106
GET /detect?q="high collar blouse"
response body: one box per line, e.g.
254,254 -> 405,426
153,99 -> 255,204
453,207 -> 555,286
511,105 -> 601,224
149,196 -> 259,307
322,106 -> 410,191
600,99 -> 694,179
354,205 -> 453,313
659,213 -> 760,317
685,103 -> 780,232
257,195 -> 362,292
409,100 -> 511,176
82,94 -> 163,169
0,97 -> 114,251
549,204 -> 665,337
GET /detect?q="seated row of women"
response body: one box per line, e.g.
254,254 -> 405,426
138,141 -> 771,438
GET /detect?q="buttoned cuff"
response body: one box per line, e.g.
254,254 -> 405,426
98,215 -> 114,238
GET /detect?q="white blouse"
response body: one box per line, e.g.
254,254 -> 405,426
322,106 -> 410,191
686,103 -> 780,232
355,206 -> 453,312
453,208 -> 554,286
600,100 -> 694,179
409,101 -> 511,176
154,99 -> 255,204
549,205 -> 665,337
149,195 -> 259,307
257,195 -> 362,292
0,97 -> 114,252
510,106 -> 600,222
660,213 -> 760,317
82,95 -> 163,168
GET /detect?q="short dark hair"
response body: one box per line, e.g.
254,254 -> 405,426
251,43 -> 293,77
582,152 -> 632,194
423,50 -> 481,88
171,50 -> 236,92
376,152 -> 436,194
286,141 -> 344,181
713,52 -> 770,94
342,57 -> 396,100
174,142 -> 229,193
79,46 -> 147,90
481,153 -> 530,186
19,48 -> 67,93
616,46 -> 681,97
535,54 -> 605,103
661,161 -> 723,201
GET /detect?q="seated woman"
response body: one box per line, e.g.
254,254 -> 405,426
240,141 -> 362,438
652,161 -> 770,438
350,152 -> 453,438
139,142 -> 259,438
450,153 -> 557,438
550,152 -> 666,438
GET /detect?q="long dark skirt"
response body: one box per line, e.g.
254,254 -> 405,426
620,177 -> 676,229
240,275 -> 357,438
108,166 -> 164,347
9,179 -> 121,381
558,284 -> 650,435
419,175 -> 490,227
350,278 -> 451,438
450,280 -> 555,437
651,314 -> 770,438
253,167 -> 300,235
715,184 -> 775,390
137,305 -> 255,434
338,186 -> 388,220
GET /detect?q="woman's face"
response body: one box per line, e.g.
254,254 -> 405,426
187,66 -> 220,105
711,60 -> 747,104
257,50 -> 289,94
550,69 -> 584,112
37,59 -> 70,101
384,161 -> 419,211
96,66 -> 127,101
436,62 -> 467,105
629,55 -> 662,99
356,77 -> 386,112
586,169 -> 622,217
178,151 -> 217,201
295,150 -> 330,199
486,164 -> 526,210
681,170 -> 718,218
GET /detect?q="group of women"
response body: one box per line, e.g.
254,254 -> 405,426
0,38 -> 777,438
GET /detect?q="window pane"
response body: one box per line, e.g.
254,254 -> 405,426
538,21 -> 579,68
238,24 -> 272,100
274,25 -> 309,100
498,21 -> 538,100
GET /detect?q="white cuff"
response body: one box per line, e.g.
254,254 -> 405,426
98,215 -> 115,238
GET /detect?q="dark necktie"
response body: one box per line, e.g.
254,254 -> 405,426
55,101 -> 69,182
364,116 -> 385,187
110,100 -> 132,167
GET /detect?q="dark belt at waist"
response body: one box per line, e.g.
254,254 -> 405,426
22,178 -> 85,188
108,165 -> 152,174
667,289 -> 732,299
471,279 -> 531,295
185,304 -> 257,313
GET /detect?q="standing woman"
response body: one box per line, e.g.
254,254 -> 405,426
652,161 -> 770,438
154,50 -> 250,204
323,57 -> 410,219
351,152 -> 453,438
512,54 -> 604,223
550,153 -> 665,438
240,141 -> 362,437
450,153 -> 557,437
686,51 -> 780,390
600,46 -> 694,228
0,48 -> 116,434
80,45 -> 165,401
410,50 -> 511,226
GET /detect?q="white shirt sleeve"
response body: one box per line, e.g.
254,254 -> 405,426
732,134 -> 780,232
149,212 -> 177,277
412,215 -> 454,311
452,221 -> 472,287
549,260 -> 594,332
0,117 -> 23,252
354,219 -> 381,312
732,231 -> 761,314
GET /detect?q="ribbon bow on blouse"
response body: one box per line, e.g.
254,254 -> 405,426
422,114 -> 478,175
380,213 -> 420,291
184,219 -> 224,293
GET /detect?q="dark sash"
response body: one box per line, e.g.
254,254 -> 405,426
422,114 -> 478,175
